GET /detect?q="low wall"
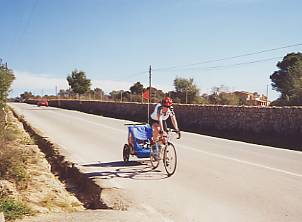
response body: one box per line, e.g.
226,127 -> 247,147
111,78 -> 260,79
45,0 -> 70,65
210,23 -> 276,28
27,99 -> 302,151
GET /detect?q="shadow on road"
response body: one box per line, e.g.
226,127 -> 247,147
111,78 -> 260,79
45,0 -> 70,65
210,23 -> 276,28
82,160 -> 168,180
83,161 -> 142,168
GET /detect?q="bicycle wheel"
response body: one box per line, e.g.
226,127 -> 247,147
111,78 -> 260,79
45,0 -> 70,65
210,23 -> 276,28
123,144 -> 130,162
150,144 -> 160,169
163,142 -> 177,176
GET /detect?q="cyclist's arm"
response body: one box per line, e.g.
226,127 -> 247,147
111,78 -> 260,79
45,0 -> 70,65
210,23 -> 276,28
157,113 -> 165,133
168,107 -> 179,131
171,114 -> 179,132
171,114 -> 181,139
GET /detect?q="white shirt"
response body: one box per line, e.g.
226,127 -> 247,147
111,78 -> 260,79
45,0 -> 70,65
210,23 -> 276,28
151,103 -> 175,121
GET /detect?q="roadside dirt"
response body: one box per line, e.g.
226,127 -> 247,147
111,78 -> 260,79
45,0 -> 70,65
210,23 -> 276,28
1,110 -> 84,220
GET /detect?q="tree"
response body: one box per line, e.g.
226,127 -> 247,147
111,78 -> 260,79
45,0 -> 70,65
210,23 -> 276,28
0,64 -> 15,108
128,83 -> 165,103
20,91 -> 33,101
94,88 -> 104,100
66,70 -> 91,98
270,53 -> 302,105
109,90 -> 119,101
58,89 -> 76,99
129,82 -> 145,102
173,77 -> 200,104
144,87 -> 164,103
130,82 -> 144,95
218,92 -> 240,105
84,89 -> 95,100
58,89 -> 67,98
194,95 -> 209,104
211,85 -> 230,95
208,86 -> 240,105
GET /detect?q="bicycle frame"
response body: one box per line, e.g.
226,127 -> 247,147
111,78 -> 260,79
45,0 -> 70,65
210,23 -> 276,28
150,128 -> 179,176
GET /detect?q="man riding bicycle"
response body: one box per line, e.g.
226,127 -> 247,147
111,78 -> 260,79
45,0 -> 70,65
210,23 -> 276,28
150,97 -> 181,143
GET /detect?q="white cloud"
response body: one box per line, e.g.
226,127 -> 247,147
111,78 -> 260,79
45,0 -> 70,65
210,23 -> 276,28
10,70 -> 174,97
13,71 -> 68,91
8,71 -> 134,96
11,71 -> 67,97
92,80 -> 132,93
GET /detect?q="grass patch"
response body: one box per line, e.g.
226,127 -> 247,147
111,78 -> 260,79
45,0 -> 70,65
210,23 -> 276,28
0,110 -> 33,220
0,197 -> 32,221
0,110 -> 30,189
0,145 -> 30,185
4,121 -> 33,145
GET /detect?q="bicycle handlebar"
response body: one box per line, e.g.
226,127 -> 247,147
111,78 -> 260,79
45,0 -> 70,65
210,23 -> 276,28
167,128 -> 181,139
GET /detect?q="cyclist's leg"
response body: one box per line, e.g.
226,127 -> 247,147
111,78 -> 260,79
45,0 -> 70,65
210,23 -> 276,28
161,120 -> 168,145
128,132 -> 134,146
151,120 -> 160,143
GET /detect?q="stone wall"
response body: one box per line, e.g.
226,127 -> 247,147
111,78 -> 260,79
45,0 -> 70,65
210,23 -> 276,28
27,99 -> 302,151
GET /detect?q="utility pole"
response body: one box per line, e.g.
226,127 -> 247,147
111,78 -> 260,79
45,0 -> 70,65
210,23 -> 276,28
120,91 -> 123,103
185,88 -> 188,104
148,65 -> 152,124
55,85 -> 58,106
266,84 -> 269,106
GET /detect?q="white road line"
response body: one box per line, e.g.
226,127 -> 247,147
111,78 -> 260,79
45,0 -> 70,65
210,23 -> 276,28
180,144 -> 302,178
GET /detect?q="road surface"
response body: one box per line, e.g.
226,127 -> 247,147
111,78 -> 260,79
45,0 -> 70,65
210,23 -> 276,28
10,103 -> 302,222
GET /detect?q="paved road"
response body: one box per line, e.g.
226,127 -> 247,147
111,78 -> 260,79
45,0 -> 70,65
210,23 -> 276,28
10,103 -> 302,222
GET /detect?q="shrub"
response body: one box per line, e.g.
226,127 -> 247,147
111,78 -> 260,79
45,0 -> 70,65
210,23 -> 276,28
0,146 -> 29,189
0,111 -> 30,188
0,197 -> 32,221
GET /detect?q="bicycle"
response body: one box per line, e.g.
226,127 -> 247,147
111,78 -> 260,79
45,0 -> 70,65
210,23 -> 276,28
150,129 -> 180,177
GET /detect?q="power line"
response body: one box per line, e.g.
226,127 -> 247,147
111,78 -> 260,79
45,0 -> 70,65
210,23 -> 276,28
114,43 -> 302,81
153,43 -> 302,72
109,55 -> 286,87
118,43 -> 301,79
207,56 -> 283,70
97,43 -> 301,88
155,56 -> 282,73
122,70 -> 149,80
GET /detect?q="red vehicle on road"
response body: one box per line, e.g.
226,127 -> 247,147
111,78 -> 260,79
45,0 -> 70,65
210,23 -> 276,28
37,98 -> 49,107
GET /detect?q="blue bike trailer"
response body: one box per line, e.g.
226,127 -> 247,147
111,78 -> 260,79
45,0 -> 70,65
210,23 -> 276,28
128,124 -> 153,158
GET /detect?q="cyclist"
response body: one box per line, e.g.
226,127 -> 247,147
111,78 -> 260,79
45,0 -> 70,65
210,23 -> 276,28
150,97 -> 181,144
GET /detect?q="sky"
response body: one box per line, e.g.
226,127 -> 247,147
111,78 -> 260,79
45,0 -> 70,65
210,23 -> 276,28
1,0 -> 302,100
